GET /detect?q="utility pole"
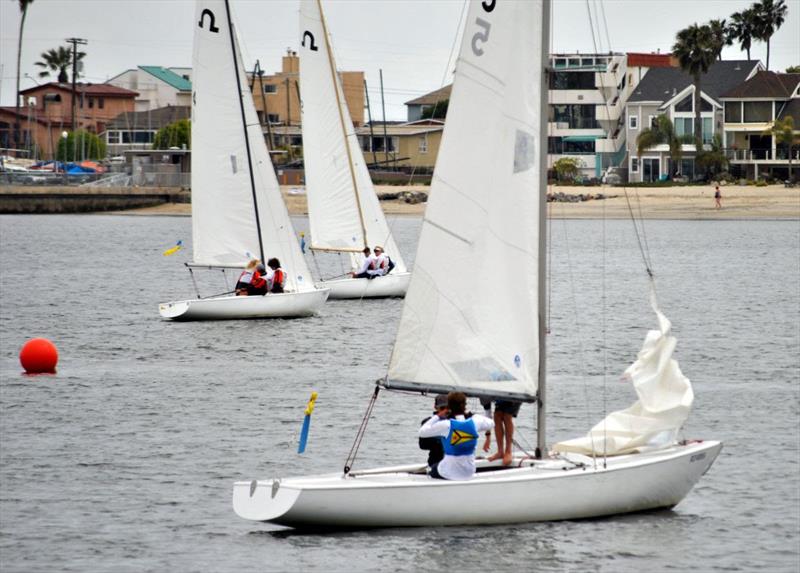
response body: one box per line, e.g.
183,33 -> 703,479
66,37 -> 87,160
379,69 -> 389,165
363,79 -> 378,166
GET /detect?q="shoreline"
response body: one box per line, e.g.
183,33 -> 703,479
111,184 -> 800,220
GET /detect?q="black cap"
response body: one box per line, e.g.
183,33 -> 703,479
434,394 -> 448,409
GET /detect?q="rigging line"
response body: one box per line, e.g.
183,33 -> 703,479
622,187 -> 653,275
599,0 -> 613,54
602,175 -> 608,467
343,385 -> 381,475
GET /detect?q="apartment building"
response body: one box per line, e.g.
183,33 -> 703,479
720,70 -> 800,180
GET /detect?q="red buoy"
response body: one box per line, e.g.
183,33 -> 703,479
19,338 -> 58,374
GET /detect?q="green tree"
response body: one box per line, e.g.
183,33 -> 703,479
765,116 -> 799,180
786,65 -> 800,73
553,157 -> 583,182
709,19 -> 732,61
753,0 -> 788,71
636,115 -> 683,177
152,119 -> 191,149
695,135 -> 729,180
421,99 -> 448,120
14,0 -> 35,149
673,24 -> 717,151
56,130 -> 106,161
729,8 -> 758,60
35,46 -> 85,83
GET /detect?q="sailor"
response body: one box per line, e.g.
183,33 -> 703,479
418,392 -> 494,480
350,246 -> 374,279
266,257 -> 286,293
367,246 -> 388,279
235,259 -> 260,296
419,394 -> 449,468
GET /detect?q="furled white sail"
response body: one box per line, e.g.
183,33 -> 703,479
191,0 -> 314,292
553,297 -> 694,456
384,0 -> 544,401
298,0 -> 406,272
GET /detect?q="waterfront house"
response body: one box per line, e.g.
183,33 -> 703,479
101,105 -> 191,156
720,71 -> 800,181
626,60 -> 761,182
107,66 -> 192,112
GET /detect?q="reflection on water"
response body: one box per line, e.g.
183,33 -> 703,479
0,215 -> 798,572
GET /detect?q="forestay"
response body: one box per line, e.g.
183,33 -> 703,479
191,0 -> 314,292
384,0 -> 544,401
298,0 -> 406,272
553,295 -> 695,456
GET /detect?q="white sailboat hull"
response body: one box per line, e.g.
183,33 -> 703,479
319,272 -> 410,299
159,289 -> 329,321
233,440 -> 721,529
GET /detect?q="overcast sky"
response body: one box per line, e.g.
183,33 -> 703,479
1,0 -> 798,120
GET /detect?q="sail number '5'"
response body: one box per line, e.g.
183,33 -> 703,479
471,0 -> 496,56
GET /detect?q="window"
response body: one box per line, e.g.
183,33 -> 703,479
563,140 -> 595,154
549,71 -> 595,90
548,136 -> 563,154
724,102 -> 742,122
553,58 -> 567,69
631,157 -> 639,172
568,58 -> 581,67
679,158 -> 695,179
121,131 -> 154,144
552,104 -> 598,129
371,136 -> 397,153
674,117 -> 693,138
418,135 -> 428,154
107,131 -> 121,144
649,115 -> 657,128
702,117 -> 713,144
263,84 -> 277,94
743,101 -> 772,122
629,114 -> 638,130
675,95 -> 693,112
98,97 -> 104,109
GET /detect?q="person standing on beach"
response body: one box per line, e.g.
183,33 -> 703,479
714,185 -> 722,209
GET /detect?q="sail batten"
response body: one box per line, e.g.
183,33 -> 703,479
192,0 -> 314,292
299,0 -> 407,271
386,1 -> 544,401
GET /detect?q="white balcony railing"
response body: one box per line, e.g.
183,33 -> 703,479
725,148 -> 800,162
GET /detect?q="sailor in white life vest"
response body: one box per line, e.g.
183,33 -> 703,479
235,259 -> 261,295
350,246 -> 375,279
366,245 -> 388,279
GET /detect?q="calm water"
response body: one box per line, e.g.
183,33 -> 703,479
0,214 -> 798,572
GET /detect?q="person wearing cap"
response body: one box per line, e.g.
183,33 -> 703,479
418,392 -> 494,480
419,395 -> 449,468
350,246 -> 375,279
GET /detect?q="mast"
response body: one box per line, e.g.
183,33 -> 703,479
223,0 -> 265,263
315,0 -> 369,250
536,0 -> 551,459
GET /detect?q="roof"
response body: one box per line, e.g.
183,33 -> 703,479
626,53 -> 676,68
0,106 -> 71,126
139,66 -> 192,91
104,105 -> 191,130
19,82 -> 139,97
628,60 -> 758,104
720,71 -> 800,99
405,85 -> 452,106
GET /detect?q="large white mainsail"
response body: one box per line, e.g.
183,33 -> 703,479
384,0 -> 544,400
298,0 -> 406,272
192,0 -> 314,293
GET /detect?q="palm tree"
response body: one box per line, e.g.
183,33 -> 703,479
636,115 -> 683,178
35,46 -> 84,83
709,19 -> 731,61
14,0 -> 34,149
673,24 -> 717,151
753,0 -> 788,71
765,116 -> 799,181
729,8 -> 758,60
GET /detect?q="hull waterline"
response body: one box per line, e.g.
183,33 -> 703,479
319,272 -> 410,299
159,289 -> 329,320
233,440 -> 721,528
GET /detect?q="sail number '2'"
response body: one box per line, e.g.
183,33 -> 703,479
302,31 -> 319,51
471,0 -> 496,56
198,8 -> 220,33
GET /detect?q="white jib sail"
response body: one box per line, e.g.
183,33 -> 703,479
385,0 -> 544,401
298,0 -> 406,272
192,0 -> 314,292
553,294 -> 695,456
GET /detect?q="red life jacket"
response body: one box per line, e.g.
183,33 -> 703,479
272,268 -> 285,288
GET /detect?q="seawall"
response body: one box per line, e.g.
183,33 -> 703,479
0,186 -> 190,214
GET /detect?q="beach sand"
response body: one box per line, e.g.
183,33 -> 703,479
120,184 -> 800,219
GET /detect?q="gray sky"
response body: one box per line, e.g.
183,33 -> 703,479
2,0 -> 798,120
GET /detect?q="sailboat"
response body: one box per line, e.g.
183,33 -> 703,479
159,0 -> 329,320
232,0 -> 720,527
297,0 -> 411,299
